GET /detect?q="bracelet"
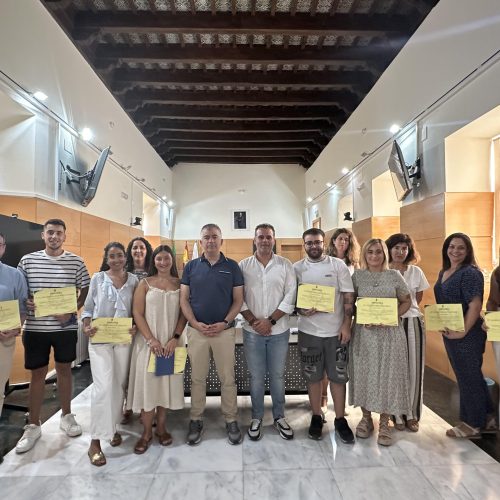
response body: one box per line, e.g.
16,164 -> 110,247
146,338 -> 154,346
173,333 -> 181,339
223,319 -> 229,325
248,318 -> 256,326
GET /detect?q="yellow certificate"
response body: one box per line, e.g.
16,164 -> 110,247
174,347 -> 188,374
0,300 -> 21,331
34,286 -> 77,318
297,284 -> 335,313
424,304 -> 464,332
91,318 -> 132,344
356,297 -> 399,326
484,312 -> 500,341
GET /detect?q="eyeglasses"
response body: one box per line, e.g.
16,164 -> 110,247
304,240 -> 324,247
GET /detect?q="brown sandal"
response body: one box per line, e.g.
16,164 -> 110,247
155,431 -> 173,446
134,436 -> 152,454
356,415 -> 374,439
88,449 -> 106,467
406,419 -> 419,432
446,422 -> 481,440
378,414 -> 392,446
110,432 -> 122,447
121,410 -> 133,425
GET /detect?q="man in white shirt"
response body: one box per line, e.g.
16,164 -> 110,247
294,228 -> 355,443
239,224 -> 297,441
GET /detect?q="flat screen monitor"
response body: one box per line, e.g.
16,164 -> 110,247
80,146 -> 111,207
0,214 -> 44,267
388,140 -> 412,202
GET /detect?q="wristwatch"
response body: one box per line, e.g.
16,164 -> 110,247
267,316 -> 277,325
173,333 -> 181,339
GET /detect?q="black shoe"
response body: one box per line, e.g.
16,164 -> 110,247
335,417 -> 355,444
308,414 -> 323,440
187,420 -> 204,446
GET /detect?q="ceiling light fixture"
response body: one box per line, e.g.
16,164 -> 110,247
306,196 -> 313,203
162,195 -> 167,200
341,167 -> 349,175
80,127 -> 93,142
326,182 -> 332,188
167,200 -> 174,207
33,91 -> 48,101
390,124 -> 401,134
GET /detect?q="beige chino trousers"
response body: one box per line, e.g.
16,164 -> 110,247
187,326 -> 238,422
0,338 -> 16,416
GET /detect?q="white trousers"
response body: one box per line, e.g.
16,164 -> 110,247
493,342 -> 500,420
0,338 -> 16,417
89,342 -> 131,440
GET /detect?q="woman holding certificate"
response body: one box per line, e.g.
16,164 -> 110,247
127,245 -> 187,454
82,242 -> 139,466
386,233 -> 429,432
349,239 -> 411,446
434,233 -> 494,439
321,228 -> 360,413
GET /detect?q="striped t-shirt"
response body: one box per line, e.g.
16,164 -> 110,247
18,250 -> 90,332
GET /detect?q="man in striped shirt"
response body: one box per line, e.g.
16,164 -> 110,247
15,219 -> 90,454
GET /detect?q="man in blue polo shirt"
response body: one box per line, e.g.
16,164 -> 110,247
180,223 -> 244,446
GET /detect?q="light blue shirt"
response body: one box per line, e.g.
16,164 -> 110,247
0,261 -> 28,315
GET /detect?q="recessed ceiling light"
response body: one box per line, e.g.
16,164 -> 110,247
80,127 -> 93,141
390,124 -> 401,134
33,91 -> 48,101
326,182 -> 332,188
306,196 -> 313,203
341,167 -> 349,175
162,195 -> 167,200
167,200 -> 174,207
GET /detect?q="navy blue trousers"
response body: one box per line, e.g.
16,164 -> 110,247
443,327 -> 493,428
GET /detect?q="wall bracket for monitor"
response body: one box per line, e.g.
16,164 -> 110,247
59,162 -> 93,185
407,157 -> 422,182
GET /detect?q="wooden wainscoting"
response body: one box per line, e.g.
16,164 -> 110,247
352,216 -> 400,247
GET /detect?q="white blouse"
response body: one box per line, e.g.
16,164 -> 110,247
82,271 -> 138,320
400,265 -> 430,318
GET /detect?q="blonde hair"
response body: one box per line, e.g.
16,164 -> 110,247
360,238 -> 389,270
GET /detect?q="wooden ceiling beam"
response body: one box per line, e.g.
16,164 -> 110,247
122,89 -> 358,110
72,12 -> 411,40
148,131 -> 330,146
167,156 -> 311,167
133,105 -> 344,123
165,148 -> 314,157
158,140 -> 321,152
111,67 -> 374,91
94,43 -> 398,69
141,119 -> 334,134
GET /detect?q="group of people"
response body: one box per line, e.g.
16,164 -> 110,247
0,218 -> 498,466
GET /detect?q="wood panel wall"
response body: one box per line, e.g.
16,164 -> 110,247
0,195 -> 144,384
351,216 -> 400,247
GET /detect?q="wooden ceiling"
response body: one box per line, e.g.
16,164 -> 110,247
41,0 -> 439,169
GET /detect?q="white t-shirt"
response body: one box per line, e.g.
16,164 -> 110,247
400,265 -> 429,318
293,256 -> 354,337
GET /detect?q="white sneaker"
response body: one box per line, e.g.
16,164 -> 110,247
15,423 -> 41,454
60,413 -> 82,437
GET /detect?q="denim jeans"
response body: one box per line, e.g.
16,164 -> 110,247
243,329 -> 290,420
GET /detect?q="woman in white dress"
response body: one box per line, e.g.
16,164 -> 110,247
127,245 -> 187,454
82,242 -> 138,466
386,233 -> 429,432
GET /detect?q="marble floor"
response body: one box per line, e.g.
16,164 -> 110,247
2,388 -> 500,500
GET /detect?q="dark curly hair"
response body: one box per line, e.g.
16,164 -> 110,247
99,242 -> 126,272
441,232 -> 478,270
125,237 -> 153,273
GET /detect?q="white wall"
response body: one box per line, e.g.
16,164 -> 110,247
0,0 -> 173,225
306,0 -> 500,208
173,163 -> 305,239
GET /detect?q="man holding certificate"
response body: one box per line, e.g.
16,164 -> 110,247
239,223 -> 297,441
294,228 -> 355,443
0,232 -> 28,425
15,219 -> 90,454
